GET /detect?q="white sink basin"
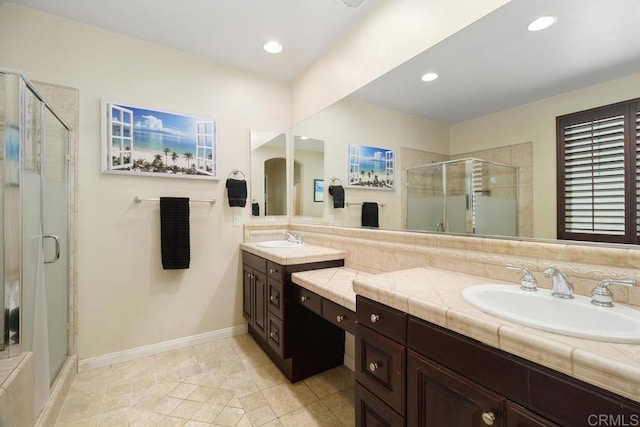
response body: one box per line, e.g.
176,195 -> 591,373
462,285 -> 640,343
256,240 -> 303,248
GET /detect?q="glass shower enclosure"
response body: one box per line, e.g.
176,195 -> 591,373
406,158 -> 518,236
1,68 -> 70,417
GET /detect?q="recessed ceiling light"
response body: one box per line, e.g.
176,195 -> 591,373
421,72 -> 439,82
263,40 -> 283,54
527,16 -> 557,32
300,136 -> 309,140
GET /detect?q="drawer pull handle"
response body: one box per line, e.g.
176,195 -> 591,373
270,295 -> 279,303
336,315 -> 345,322
369,362 -> 379,372
481,412 -> 496,426
300,296 -> 309,302
269,268 -> 279,274
370,314 -> 380,323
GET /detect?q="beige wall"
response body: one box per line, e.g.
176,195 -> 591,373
0,3 -> 290,359
291,0 -> 510,124
449,72 -> 640,239
293,97 -> 450,229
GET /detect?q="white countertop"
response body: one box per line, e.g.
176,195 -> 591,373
292,267 -> 371,312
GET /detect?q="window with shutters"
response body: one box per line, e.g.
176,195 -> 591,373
557,99 -> 640,244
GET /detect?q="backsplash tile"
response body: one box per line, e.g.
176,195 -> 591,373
246,223 -> 640,307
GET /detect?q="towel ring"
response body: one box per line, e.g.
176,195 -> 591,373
228,169 -> 246,179
330,177 -> 342,186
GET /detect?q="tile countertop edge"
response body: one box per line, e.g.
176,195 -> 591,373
240,242 -> 346,265
352,266 -> 640,403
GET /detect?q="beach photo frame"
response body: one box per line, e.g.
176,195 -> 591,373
101,101 -> 218,180
346,143 -> 395,189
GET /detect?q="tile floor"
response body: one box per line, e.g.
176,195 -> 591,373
55,334 -> 355,426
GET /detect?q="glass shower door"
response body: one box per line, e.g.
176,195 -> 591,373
43,106 -> 68,385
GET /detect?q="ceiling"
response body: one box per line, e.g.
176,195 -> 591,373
351,0 -> 640,123
6,0 -> 381,81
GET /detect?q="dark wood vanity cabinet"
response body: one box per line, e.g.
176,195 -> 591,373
242,250 -> 344,382
355,295 -> 640,427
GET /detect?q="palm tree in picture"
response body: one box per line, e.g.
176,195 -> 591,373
184,152 -> 194,172
163,147 -> 171,165
152,154 -> 163,171
171,151 -> 178,167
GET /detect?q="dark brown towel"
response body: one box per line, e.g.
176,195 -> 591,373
226,178 -> 247,207
160,197 -> 190,270
361,202 -> 379,228
328,185 -> 345,208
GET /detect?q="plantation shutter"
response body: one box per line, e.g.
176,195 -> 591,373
557,100 -> 639,244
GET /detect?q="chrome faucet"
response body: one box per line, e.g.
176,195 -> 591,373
590,279 -> 635,307
283,231 -> 303,244
506,264 -> 537,291
542,267 -> 574,299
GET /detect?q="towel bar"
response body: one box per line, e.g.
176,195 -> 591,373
346,202 -> 387,207
134,196 -> 216,205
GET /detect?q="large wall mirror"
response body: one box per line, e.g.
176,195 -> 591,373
290,0 -> 640,244
250,131 -> 287,217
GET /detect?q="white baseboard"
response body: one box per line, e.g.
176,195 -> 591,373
78,324 -> 248,372
344,354 -> 355,372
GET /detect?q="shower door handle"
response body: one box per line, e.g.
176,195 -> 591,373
44,234 -> 61,264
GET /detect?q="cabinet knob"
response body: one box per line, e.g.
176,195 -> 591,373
481,412 -> 496,426
269,268 -> 279,274
370,314 -> 380,323
368,362 -> 379,372
269,331 -> 278,339
336,315 -> 345,322
300,296 -> 309,302
270,295 -> 279,303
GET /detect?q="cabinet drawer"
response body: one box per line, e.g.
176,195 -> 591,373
355,382 -> 405,427
267,278 -> 284,319
322,299 -> 356,334
356,323 -> 406,415
266,311 -> 285,357
243,251 -> 267,273
267,261 -> 284,282
293,285 -> 323,316
357,296 -> 406,344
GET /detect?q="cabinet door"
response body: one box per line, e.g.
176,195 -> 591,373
407,350 -> 505,427
253,270 -> 268,338
242,265 -> 253,324
506,402 -> 558,427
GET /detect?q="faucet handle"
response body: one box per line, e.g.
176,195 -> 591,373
506,264 -> 537,291
591,279 -> 635,307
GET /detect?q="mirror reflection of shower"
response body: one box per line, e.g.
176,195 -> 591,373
406,158 -> 518,236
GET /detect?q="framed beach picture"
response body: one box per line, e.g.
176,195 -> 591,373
102,101 -> 217,180
347,144 -> 395,189
314,179 -> 324,202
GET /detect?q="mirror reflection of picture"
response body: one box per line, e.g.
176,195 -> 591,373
314,179 -> 324,202
347,144 -> 395,189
